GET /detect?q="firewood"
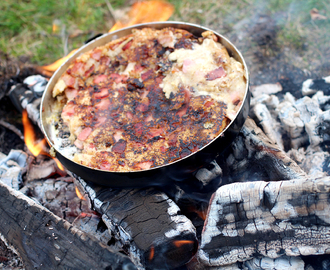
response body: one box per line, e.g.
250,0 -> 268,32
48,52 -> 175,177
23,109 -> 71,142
220,118 -> 307,184
198,176 -> 330,266
76,176 -> 198,269
0,181 -> 136,270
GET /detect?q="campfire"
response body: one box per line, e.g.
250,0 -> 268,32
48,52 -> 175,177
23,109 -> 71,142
1,1 -> 330,270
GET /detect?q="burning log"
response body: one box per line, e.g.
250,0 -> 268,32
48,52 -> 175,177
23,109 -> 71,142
220,117 -> 307,183
198,176 -> 330,266
0,181 -> 136,270
75,176 -> 198,269
8,75 -> 47,130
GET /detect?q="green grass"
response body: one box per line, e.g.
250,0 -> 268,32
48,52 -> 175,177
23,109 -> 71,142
0,0 -> 126,64
0,0 -> 329,71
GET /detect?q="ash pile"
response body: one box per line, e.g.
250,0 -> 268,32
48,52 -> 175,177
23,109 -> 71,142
0,74 -> 330,270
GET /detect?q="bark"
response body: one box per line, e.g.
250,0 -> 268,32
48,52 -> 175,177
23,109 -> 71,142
199,176 -> 330,266
0,181 -> 136,270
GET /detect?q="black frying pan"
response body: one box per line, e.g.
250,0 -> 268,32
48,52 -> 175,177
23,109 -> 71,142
40,21 -> 250,187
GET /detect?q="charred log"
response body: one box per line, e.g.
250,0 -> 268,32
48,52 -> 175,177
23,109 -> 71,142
199,176 -> 330,266
219,118 -> 307,183
0,181 -> 136,270
75,176 -> 198,270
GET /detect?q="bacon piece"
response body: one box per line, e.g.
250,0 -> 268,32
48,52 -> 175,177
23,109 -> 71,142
91,49 -> 102,60
134,64 -> 145,73
71,62 -> 85,76
158,30 -> 174,48
99,160 -> 111,171
64,88 -> 78,100
112,140 -> 126,154
100,56 -> 111,66
122,40 -> 133,51
110,73 -> 127,83
94,87 -> 109,99
94,116 -> 107,127
74,139 -> 84,149
110,73 -> 127,84
148,127 -> 163,138
95,98 -> 110,110
84,65 -> 95,77
78,127 -> 92,141
136,160 -> 153,170
62,74 -> 76,88
136,97 -> 149,112
126,111 -> 134,120
145,114 -> 154,122
182,59 -> 194,73
204,100 -> 215,108
168,132 -> 178,146
141,70 -> 153,81
205,67 -> 226,81
134,122 -> 144,136
61,103 -> 76,118
176,104 -> 188,117
113,130 -> 122,142
94,74 -> 108,84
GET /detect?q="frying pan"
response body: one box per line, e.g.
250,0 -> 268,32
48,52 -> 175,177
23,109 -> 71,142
40,21 -> 250,187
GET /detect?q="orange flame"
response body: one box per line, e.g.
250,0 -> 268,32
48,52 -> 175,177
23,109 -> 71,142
39,1 -> 174,73
109,0 -> 174,32
22,110 -> 47,156
22,110 -> 67,175
173,240 -> 195,248
75,186 -> 86,200
54,158 -> 65,171
41,49 -> 78,72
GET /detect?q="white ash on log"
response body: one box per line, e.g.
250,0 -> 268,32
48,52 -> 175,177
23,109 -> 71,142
0,181 -> 136,270
75,176 -> 198,270
243,256 -> 305,270
250,81 -> 330,178
219,118 -> 307,184
198,176 -> 330,267
0,149 -> 27,190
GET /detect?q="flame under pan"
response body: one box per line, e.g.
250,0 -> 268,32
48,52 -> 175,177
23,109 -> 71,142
40,21 -> 250,187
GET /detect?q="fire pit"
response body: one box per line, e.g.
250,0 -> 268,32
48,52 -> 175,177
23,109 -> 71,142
1,2 -> 330,270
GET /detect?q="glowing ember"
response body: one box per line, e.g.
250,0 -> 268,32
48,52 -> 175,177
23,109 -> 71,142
109,0 -> 174,32
149,245 -> 155,260
75,186 -> 86,200
173,240 -> 195,248
22,110 -> 47,157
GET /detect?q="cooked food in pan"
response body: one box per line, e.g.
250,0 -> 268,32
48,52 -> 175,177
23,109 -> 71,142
49,27 -> 247,172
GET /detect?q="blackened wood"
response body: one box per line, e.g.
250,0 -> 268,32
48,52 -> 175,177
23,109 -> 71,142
199,176 -> 330,266
76,177 -> 198,270
0,181 -> 136,270
220,118 -> 307,183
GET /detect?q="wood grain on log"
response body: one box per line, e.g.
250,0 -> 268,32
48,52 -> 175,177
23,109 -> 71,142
76,177 -> 198,270
199,176 -> 330,266
0,181 -> 136,270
